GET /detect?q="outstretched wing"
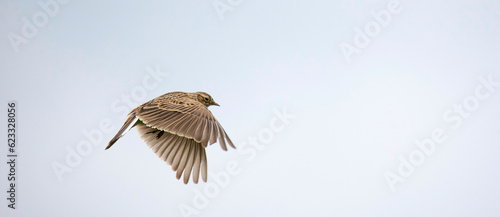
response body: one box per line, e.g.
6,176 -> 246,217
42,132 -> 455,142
137,124 -> 207,184
134,93 -> 235,151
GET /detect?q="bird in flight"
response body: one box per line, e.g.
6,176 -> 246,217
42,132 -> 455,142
106,91 -> 235,184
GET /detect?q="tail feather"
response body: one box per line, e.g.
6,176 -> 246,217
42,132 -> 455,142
105,114 -> 139,150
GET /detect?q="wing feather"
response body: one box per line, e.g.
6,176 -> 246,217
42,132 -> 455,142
217,123 -> 227,151
192,144 -> 201,184
171,138 -> 188,171
194,119 -> 206,143
166,136 -> 182,165
176,140 -> 192,179
224,129 -> 236,149
182,142 -> 196,184
176,116 -> 197,137
158,134 -> 176,161
201,148 -> 208,182
137,124 -> 207,184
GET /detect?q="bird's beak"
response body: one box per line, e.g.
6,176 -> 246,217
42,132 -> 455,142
212,101 -> 220,106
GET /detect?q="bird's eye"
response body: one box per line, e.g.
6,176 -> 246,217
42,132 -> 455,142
204,97 -> 210,102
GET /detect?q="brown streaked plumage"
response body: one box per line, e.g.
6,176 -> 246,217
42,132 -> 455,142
106,91 -> 235,184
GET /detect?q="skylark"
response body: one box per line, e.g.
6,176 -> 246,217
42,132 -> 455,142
106,91 -> 235,184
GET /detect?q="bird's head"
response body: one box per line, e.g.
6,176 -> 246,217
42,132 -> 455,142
196,92 -> 219,107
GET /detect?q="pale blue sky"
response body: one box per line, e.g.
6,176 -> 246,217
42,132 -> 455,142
1,0 -> 500,216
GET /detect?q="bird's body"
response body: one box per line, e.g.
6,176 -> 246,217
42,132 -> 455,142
106,91 -> 234,184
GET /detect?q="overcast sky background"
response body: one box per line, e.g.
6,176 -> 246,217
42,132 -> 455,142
1,0 -> 500,216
